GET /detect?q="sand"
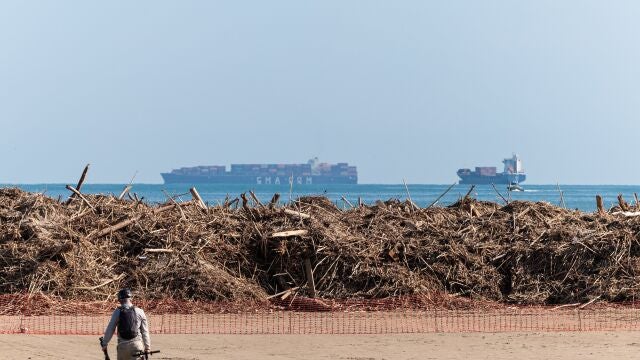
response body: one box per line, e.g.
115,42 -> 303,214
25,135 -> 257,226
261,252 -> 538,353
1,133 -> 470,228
1,333 -> 638,359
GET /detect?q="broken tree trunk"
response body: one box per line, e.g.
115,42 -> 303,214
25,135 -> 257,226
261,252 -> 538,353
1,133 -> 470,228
618,194 -> 630,212
268,193 -> 281,209
190,187 -> 207,209
241,193 -> 250,210
596,195 -> 605,214
304,258 -> 316,298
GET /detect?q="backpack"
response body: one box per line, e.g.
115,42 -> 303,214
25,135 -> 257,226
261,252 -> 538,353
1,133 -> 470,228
118,306 -> 139,340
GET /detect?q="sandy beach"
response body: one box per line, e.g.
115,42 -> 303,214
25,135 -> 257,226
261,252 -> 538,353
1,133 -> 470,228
1,332 -> 638,360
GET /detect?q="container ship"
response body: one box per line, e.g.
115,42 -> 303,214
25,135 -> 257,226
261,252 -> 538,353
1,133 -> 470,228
457,154 -> 526,185
161,158 -> 357,185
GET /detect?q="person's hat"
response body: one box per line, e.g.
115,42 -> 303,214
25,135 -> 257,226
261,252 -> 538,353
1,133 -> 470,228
117,288 -> 133,300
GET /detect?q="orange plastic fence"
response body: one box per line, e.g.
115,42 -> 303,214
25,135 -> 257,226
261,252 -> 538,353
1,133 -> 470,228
2,308 -> 640,335
2,295 -> 639,334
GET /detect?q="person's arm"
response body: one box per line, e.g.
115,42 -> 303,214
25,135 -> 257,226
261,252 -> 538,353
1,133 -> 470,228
102,309 -> 120,348
138,308 -> 151,350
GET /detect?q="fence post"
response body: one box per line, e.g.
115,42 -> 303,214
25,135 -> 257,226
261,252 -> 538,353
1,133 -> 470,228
577,310 -> 582,331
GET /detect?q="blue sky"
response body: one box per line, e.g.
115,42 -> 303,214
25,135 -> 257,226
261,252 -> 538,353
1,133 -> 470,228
1,1 -> 639,184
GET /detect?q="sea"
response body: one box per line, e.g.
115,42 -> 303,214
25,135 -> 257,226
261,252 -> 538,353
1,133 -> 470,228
2,183 -> 639,212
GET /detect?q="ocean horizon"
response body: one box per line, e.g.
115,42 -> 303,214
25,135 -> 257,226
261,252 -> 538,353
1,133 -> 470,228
3,183 -> 639,212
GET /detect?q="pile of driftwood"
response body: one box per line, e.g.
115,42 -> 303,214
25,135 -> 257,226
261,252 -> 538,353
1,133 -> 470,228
2,182 -> 640,306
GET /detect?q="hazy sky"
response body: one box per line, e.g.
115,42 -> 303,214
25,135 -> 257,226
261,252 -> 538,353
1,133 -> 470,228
1,1 -> 639,184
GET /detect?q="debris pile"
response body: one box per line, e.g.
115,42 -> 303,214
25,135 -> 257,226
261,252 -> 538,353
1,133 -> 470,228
1,187 -> 640,306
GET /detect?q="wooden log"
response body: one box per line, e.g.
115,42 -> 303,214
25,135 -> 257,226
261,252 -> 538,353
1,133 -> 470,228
190,187 -> 207,209
75,164 -> 90,190
74,273 -> 125,291
92,203 -> 186,238
92,200 -> 193,239
428,182 -> 457,208
144,248 -> 174,253
249,191 -> 263,207
241,193 -> 250,210
340,196 -> 354,209
271,229 -> 308,238
283,209 -> 311,220
226,198 -> 240,209
68,164 -> 90,202
304,258 -> 316,298
118,185 -> 132,200
579,295 -> 601,309
269,193 -> 281,209
267,286 -> 300,300
93,216 -> 141,238
65,185 -> 95,211
612,211 -> 640,217
464,185 -> 476,200
154,203 -> 175,214
618,194 -> 630,212
596,195 -> 605,214
551,303 -> 581,311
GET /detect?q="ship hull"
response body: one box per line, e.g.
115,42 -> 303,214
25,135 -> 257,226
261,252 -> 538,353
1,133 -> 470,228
161,173 -> 357,185
458,173 -> 526,185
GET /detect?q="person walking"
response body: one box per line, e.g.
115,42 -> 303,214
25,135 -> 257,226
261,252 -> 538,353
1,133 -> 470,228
101,288 -> 151,360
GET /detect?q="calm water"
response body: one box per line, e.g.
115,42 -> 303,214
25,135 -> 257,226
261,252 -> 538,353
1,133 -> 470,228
2,183 -> 640,212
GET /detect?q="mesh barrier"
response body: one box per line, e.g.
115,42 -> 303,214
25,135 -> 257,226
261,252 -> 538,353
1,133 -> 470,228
2,308 -> 640,335
1,295 -> 639,334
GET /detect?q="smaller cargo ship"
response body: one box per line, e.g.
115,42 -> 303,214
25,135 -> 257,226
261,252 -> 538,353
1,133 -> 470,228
457,154 -> 526,185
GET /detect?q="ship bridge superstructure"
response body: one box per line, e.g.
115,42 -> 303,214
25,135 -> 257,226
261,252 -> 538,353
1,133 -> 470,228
457,154 -> 527,185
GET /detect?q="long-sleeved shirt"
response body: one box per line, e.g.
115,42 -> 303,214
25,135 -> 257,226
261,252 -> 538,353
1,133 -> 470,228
102,304 -> 150,350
